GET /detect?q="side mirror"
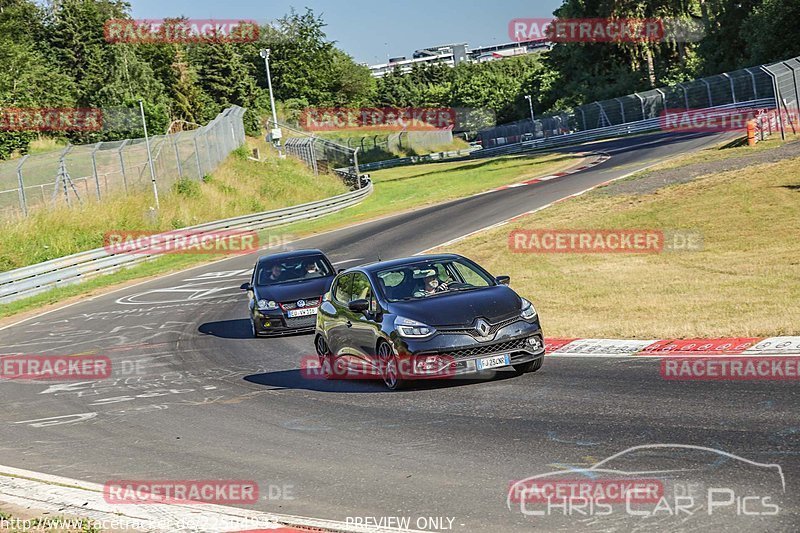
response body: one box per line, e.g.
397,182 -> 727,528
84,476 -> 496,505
240,282 -> 253,291
495,275 -> 511,286
348,299 -> 370,313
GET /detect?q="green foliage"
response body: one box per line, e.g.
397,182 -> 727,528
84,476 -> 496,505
742,0 -> 800,65
173,177 -> 201,198
0,2 -> 373,159
232,145 -> 250,160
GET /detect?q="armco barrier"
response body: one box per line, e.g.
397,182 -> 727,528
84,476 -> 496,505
473,99 -> 776,159
357,147 -> 478,171
0,181 -> 373,304
362,99 -> 774,170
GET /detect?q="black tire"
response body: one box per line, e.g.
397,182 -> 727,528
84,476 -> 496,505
513,356 -> 544,375
315,335 -> 335,380
377,341 -> 406,390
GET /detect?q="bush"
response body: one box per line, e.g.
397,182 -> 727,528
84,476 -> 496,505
232,145 -> 250,160
172,178 -> 201,199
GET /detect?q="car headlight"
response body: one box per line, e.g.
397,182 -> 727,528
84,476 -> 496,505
257,299 -> 278,310
520,298 -> 538,320
395,316 -> 436,338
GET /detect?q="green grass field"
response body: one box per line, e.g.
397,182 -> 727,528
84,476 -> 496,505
276,151 -> 586,236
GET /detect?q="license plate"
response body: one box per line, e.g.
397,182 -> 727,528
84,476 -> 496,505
476,354 -> 510,370
287,307 -> 318,318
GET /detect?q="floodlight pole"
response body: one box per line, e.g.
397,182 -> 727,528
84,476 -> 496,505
139,100 -> 159,209
260,48 -> 283,156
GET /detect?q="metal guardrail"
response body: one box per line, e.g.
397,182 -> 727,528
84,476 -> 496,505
0,181 -> 373,304
471,99 -> 776,159
358,147 -> 479,171
359,100 -> 774,169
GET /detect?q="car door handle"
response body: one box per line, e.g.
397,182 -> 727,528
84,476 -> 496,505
345,320 -> 352,328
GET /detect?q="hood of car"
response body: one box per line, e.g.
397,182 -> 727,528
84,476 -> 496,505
387,285 -> 522,326
255,277 -> 333,303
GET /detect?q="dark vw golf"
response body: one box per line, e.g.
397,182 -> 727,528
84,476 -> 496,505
314,253 -> 544,389
241,249 -> 335,336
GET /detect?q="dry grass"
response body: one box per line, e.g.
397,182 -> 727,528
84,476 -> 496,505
0,137 -> 347,271
438,145 -> 800,338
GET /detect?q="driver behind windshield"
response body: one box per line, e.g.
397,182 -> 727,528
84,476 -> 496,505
267,264 -> 284,282
304,260 -> 321,278
413,268 -> 449,297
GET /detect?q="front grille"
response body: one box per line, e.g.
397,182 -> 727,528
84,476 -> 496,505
284,315 -> 317,328
280,297 -> 321,311
428,337 -> 530,359
438,315 -> 521,338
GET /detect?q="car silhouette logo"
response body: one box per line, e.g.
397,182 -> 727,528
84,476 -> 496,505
297,300 -> 306,308
507,443 -> 786,512
475,318 -> 491,337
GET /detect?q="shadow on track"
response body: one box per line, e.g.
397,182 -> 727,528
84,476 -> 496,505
198,319 -> 313,340
243,368 -> 519,393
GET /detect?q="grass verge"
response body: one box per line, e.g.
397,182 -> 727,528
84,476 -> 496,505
0,137 -> 347,271
0,149 -> 584,321
437,140 -> 800,338
274,151 -> 586,236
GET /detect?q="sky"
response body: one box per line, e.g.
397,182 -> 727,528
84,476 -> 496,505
129,0 -> 563,64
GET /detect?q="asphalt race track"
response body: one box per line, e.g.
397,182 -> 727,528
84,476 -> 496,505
1,132 -> 797,532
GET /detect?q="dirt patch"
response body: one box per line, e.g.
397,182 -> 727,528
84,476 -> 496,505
600,140 -> 800,196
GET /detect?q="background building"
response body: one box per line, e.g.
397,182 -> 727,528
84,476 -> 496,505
368,39 -> 550,77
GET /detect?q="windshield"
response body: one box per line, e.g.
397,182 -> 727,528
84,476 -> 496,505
377,259 -> 494,301
256,255 -> 332,286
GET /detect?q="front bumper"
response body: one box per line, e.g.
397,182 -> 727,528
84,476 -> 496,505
394,319 -> 544,378
253,309 -> 318,335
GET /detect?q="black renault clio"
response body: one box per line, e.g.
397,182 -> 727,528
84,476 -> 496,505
314,253 -> 544,389
241,249 -> 336,337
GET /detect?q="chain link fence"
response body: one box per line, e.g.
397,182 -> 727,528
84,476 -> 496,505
477,114 -> 571,147
0,106 -> 246,220
327,130 -> 455,155
762,57 -> 800,139
278,122 -> 365,189
478,55 -> 800,147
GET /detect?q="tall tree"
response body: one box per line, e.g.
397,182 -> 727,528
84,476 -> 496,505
743,0 -> 800,65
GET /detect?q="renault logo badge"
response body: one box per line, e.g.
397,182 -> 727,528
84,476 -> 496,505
475,319 -> 491,338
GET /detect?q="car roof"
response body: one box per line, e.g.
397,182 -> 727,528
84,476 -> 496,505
354,254 -> 466,274
256,249 -> 328,264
